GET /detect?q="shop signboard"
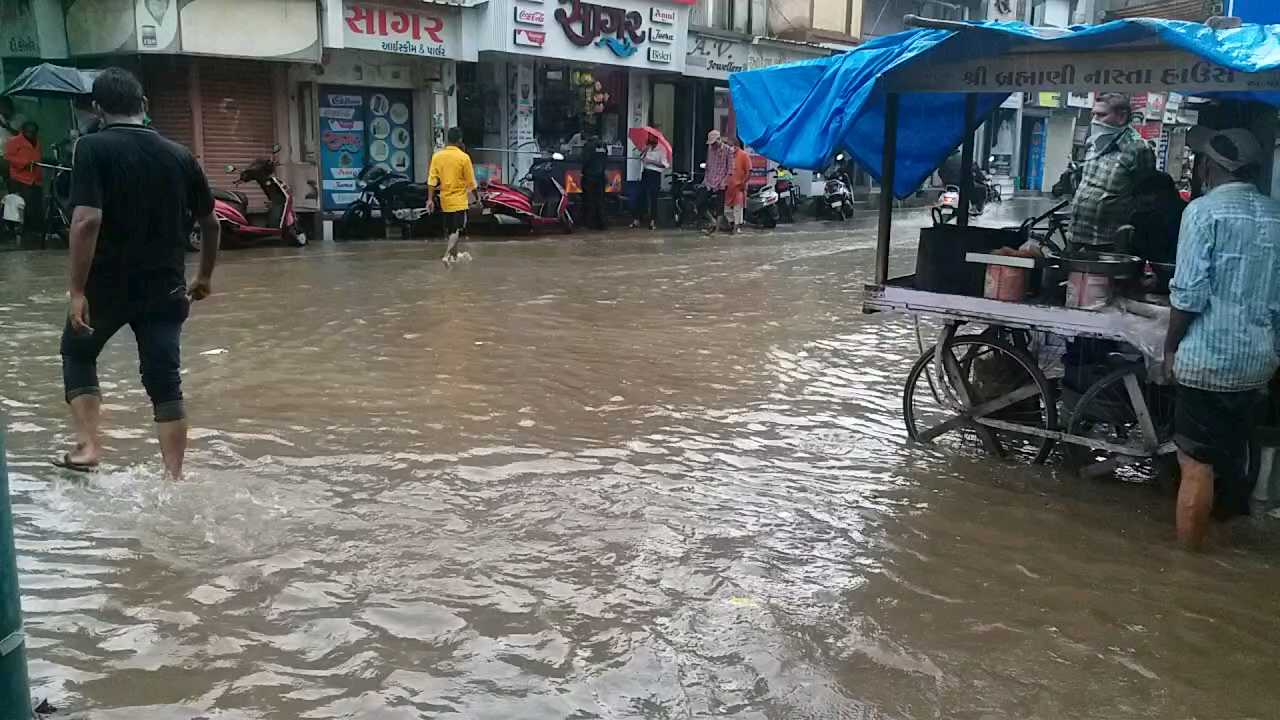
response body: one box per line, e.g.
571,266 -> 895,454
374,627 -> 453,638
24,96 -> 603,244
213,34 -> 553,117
1136,120 -> 1162,141
685,32 -> 748,80
514,28 -> 547,47
343,1 -> 460,59
507,0 -> 688,70
1025,117 -> 1046,192
650,6 -> 677,24
515,6 -> 546,24
649,27 -> 675,45
319,87 -> 414,211
1066,91 -> 1093,109
1145,92 -> 1166,120
890,50 -> 1280,94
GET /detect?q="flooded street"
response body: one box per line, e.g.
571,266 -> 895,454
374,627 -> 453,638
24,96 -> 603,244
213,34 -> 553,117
3,212 -> 1279,719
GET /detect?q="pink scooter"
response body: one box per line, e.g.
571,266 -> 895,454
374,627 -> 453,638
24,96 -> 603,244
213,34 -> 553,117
194,150 -> 306,250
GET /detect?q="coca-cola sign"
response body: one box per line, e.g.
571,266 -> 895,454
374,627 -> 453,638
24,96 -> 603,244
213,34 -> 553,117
515,6 -> 546,24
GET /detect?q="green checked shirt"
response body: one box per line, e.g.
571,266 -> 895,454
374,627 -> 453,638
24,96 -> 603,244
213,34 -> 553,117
1070,127 -> 1156,248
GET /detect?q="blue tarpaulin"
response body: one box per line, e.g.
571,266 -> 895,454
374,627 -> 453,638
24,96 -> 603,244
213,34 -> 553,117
729,19 -> 1280,198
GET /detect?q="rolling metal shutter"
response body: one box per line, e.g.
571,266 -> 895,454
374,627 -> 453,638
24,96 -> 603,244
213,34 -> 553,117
199,58 -> 277,209
141,58 -> 196,153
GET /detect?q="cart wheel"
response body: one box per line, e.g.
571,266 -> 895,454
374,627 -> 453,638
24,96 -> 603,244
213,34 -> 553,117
1064,365 -> 1176,483
904,335 -> 1057,464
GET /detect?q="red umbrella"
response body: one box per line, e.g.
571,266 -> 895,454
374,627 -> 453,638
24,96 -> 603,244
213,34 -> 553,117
628,126 -> 673,159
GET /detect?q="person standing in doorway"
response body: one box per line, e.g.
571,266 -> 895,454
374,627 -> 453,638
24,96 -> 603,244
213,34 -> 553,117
56,67 -> 221,479
427,127 -> 478,265
1164,127 -> 1280,551
581,136 -> 609,231
631,136 -> 667,230
4,120 -> 43,239
1071,92 -> 1155,251
700,130 -> 733,234
723,138 -> 751,234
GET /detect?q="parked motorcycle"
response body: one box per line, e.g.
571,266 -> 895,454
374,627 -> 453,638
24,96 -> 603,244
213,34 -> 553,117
201,151 -> 306,249
34,160 -> 72,244
669,169 -> 703,228
775,167 -> 801,223
474,152 -> 573,233
744,180 -> 780,228
1051,160 -> 1081,198
821,154 -> 855,221
340,165 -> 431,233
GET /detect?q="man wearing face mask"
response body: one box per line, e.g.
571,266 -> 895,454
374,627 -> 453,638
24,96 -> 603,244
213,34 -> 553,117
1070,93 -> 1155,252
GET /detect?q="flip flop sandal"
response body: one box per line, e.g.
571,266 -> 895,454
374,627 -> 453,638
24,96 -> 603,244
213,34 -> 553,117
51,453 -> 99,473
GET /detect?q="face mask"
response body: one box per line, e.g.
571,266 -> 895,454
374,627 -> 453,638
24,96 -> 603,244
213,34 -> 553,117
1088,119 -> 1124,155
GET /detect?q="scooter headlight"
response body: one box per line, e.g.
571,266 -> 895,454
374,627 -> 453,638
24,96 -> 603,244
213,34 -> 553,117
357,180 -> 367,189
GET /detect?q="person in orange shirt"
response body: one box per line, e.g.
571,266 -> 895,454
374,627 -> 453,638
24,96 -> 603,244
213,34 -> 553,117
721,137 -> 751,234
4,121 -> 43,236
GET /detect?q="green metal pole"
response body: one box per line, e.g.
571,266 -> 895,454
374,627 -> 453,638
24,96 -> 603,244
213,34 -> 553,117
0,426 -> 32,718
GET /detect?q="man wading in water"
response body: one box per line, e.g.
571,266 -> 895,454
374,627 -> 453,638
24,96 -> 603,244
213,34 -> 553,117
427,127 -> 478,265
54,67 -> 220,479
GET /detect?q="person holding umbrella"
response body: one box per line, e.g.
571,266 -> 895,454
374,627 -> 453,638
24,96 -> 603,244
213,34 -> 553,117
629,127 -> 670,230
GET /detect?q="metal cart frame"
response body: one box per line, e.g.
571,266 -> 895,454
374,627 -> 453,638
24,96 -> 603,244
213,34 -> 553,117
860,15 -> 1280,474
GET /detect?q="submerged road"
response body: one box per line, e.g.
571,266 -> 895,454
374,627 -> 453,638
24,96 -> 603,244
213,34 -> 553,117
2,211 -> 1279,718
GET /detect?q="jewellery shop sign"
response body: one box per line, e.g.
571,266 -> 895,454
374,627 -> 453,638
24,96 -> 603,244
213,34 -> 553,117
344,1 -> 464,59
511,0 -> 689,69
889,49 -> 1280,94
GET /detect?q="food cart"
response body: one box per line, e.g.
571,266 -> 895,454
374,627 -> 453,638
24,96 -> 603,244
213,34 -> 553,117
730,17 -> 1280,479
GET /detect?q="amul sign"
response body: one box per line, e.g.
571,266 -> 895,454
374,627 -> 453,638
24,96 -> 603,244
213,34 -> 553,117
890,50 -> 1280,94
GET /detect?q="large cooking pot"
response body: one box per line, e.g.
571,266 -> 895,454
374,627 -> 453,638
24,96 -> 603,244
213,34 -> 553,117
1148,261 -> 1176,294
1056,250 -> 1144,277
1039,250 -> 1143,307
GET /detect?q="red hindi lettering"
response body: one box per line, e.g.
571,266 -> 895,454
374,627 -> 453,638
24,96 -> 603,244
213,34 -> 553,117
420,14 -> 444,42
344,4 -> 374,34
389,10 -> 412,35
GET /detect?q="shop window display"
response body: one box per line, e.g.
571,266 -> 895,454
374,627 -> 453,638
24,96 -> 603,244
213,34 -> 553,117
536,65 -> 627,155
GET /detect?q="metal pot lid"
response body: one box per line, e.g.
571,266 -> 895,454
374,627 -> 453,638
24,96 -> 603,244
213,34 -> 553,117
1051,250 -> 1143,277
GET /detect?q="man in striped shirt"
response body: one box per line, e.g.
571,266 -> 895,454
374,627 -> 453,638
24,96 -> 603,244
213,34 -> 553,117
1165,126 -> 1280,550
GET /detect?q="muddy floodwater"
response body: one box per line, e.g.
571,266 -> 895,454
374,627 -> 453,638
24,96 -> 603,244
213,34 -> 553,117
2,213 -> 1280,719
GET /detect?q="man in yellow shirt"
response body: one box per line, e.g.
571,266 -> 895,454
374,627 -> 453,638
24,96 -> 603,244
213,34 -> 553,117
427,128 -> 478,264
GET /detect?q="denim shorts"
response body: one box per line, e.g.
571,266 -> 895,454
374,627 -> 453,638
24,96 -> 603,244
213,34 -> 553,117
1175,384 -> 1262,519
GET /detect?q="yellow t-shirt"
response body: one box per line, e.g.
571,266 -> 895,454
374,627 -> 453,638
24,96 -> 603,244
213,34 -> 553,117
428,145 -> 477,213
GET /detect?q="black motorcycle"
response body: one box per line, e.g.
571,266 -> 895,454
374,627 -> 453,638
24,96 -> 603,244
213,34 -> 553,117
340,166 -> 431,235
669,169 -> 703,228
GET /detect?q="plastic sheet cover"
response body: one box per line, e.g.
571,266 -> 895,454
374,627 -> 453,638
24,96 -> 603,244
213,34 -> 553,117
729,19 -> 1280,198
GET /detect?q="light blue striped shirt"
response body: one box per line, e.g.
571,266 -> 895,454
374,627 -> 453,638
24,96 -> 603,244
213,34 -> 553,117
1171,182 -> 1280,391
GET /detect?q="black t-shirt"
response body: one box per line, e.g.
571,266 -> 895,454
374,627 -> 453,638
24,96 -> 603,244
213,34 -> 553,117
70,124 -> 213,293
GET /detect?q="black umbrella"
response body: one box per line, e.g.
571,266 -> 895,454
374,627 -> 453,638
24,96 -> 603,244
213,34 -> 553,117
2,63 -> 99,98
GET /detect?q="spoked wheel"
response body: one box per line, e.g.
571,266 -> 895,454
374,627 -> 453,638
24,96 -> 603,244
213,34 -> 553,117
1064,365 -> 1177,484
904,334 -> 1057,464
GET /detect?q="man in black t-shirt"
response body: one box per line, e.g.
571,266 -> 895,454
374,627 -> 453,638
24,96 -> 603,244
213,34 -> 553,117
55,67 -> 221,480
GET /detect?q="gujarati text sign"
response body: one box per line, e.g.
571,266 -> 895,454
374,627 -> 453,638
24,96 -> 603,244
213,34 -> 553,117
889,50 -> 1280,94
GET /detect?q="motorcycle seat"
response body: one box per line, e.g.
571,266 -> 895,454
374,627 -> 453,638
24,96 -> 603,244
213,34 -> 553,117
213,189 -> 249,208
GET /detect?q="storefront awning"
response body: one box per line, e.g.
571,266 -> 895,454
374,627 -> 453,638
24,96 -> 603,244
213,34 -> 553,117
730,18 -> 1280,198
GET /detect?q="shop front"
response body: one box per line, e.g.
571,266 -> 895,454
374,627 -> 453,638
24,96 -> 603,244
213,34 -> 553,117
62,0 -> 322,210
304,0 -> 478,215
465,0 -> 691,199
